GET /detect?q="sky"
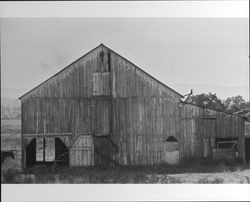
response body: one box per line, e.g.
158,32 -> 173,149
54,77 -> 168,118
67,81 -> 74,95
0,1 -> 249,100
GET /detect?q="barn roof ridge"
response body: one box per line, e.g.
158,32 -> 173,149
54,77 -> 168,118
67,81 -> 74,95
19,43 -> 184,99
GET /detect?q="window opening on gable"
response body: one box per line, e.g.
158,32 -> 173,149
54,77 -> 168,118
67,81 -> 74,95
100,51 -> 104,63
107,52 -> 111,72
165,136 -> 178,142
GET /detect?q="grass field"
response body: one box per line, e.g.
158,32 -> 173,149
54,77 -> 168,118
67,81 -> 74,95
1,119 -> 21,134
1,119 -> 250,184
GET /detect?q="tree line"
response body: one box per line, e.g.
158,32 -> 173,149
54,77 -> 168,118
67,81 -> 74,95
187,93 -> 250,120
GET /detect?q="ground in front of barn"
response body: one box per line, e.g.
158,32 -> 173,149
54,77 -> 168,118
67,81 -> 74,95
1,119 -> 250,184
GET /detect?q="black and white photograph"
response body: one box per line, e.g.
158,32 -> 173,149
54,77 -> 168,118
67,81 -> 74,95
1,0 -> 249,201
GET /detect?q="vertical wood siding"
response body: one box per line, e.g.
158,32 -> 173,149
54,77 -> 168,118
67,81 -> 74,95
110,52 -> 181,100
69,135 -> 94,166
180,103 -> 245,161
22,98 -> 111,140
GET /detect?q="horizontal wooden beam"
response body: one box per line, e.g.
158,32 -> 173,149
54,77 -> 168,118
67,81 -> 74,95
181,117 -> 217,120
23,133 -> 72,137
69,147 -> 94,150
198,116 -> 217,119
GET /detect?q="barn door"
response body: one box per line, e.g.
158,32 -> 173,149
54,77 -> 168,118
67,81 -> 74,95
69,135 -> 94,166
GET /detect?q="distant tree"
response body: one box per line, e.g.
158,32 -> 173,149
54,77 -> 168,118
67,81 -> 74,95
188,92 -> 227,111
188,93 -> 250,120
224,95 -> 248,113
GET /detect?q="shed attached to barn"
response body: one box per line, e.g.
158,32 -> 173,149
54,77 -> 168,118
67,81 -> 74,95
19,44 -> 249,168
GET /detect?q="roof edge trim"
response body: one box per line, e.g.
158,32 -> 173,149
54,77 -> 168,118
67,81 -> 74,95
18,43 -> 103,100
102,44 -> 184,98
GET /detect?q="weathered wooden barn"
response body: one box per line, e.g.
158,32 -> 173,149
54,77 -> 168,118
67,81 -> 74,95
19,44 -> 250,168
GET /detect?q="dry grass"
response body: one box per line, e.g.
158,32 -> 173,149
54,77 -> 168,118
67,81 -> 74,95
2,162 -> 249,184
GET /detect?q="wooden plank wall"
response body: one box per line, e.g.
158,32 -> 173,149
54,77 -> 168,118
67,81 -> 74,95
109,51 -> 245,165
22,98 -> 110,142
110,52 -> 181,100
180,103 -> 245,161
111,98 -> 181,166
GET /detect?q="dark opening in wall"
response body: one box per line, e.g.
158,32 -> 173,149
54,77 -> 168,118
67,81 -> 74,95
107,52 -> 111,72
245,138 -> 250,163
215,137 -> 238,151
55,138 -> 69,166
25,137 -> 69,167
165,136 -> 178,142
26,138 -> 36,167
100,51 -> 104,63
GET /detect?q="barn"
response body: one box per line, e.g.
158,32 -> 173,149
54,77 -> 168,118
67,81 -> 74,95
19,44 -> 250,168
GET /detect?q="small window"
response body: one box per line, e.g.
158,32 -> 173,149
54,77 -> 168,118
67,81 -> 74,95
215,138 -> 238,151
165,136 -> 178,142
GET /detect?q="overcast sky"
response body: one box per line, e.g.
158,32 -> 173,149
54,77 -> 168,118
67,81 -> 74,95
0,1 -> 249,100
1,18 -> 248,100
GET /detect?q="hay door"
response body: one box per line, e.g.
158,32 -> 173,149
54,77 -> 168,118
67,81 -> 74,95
163,136 -> 180,165
93,72 -> 111,96
69,135 -> 94,166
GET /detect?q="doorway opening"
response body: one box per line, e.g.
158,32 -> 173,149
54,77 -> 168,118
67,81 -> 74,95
245,138 -> 250,163
163,136 -> 179,165
25,137 -> 69,167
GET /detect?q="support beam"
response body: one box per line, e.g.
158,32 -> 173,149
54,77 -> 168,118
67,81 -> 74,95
23,133 -> 72,138
43,138 -> 46,162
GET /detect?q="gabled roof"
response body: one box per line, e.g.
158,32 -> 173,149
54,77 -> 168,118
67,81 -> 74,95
19,43 -> 184,100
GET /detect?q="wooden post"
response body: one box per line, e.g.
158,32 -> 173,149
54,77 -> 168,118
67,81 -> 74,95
43,138 -> 46,162
109,51 -> 113,137
21,102 -> 25,170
